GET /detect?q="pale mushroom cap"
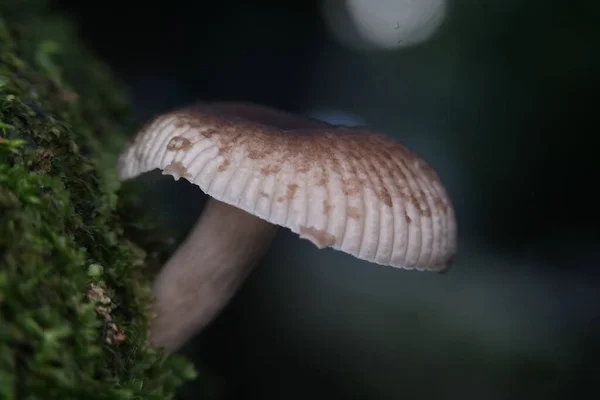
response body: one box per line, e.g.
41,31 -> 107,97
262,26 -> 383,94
118,103 -> 457,270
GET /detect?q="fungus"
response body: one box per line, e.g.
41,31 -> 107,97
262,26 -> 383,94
118,102 -> 457,351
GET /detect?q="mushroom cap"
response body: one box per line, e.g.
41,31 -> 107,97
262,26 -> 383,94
118,102 -> 457,271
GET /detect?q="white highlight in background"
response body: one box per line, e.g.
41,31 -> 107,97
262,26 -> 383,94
322,0 -> 447,51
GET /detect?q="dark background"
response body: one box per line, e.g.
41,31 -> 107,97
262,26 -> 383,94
52,0 -> 599,399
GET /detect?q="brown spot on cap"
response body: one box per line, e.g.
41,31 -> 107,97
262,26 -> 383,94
347,206 -> 360,220
163,161 -> 191,180
379,187 -> 392,207
260,165 -> 281,176
323,200 -> 333,215
248,150 -> 263,159
166,136 -> 192,152
299,226 -> 336,249
218,143 -> 233,156
217,159 -> 230,172
286,183 -> 299,200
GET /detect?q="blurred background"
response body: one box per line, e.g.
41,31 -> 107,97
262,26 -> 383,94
52,0 -> 599,399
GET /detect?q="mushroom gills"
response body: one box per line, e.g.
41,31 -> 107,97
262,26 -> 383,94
151,197 -> 277,351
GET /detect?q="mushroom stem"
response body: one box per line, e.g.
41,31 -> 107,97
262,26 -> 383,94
150,197 -> 277,352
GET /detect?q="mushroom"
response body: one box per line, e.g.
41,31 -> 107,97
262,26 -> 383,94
118,101 -> 457,352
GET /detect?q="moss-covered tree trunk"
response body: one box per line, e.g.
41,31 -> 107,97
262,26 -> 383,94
0,1 -> 197,398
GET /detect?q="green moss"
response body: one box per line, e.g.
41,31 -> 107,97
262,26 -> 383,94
0,1 -> 199,398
